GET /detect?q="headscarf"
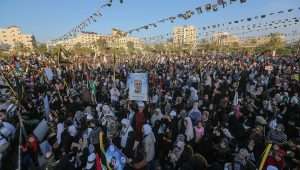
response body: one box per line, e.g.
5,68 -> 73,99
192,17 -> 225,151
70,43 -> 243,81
120,119 -> 133,148
184,117 -> 194,142
143,124 -> 156,145
150,108 -> 163,125
143,124 -> 153,136
169,141 -> 185,164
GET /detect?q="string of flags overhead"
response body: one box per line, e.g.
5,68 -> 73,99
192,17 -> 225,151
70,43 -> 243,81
52,0 -> 124,43
126,0 -> 249,34
140,16 -> 300,44
199,16 -> 300,36
199,7 -> 299,31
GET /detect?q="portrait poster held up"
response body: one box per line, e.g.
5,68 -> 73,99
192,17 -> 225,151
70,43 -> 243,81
105,144 -> 126,170
127,73 -> 148,101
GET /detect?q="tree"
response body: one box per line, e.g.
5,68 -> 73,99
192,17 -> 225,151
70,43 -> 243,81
71,43 -> 94,56
266,33 -> 284,51
12,42 -> 31,56
0,50 -> 9,60
127,41 -> 135,54
154,43 -> 165,54
95,38 -> 108,52
35,43 -> 48,56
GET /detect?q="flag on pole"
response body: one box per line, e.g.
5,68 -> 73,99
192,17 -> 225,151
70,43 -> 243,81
258,143 -> 272,170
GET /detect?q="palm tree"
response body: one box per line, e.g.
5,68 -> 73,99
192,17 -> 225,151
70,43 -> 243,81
12,42 -> 30,56
266,33 -> 285,54
95,38 -> 108,54
126,41 -> 135,55
34,43 -> 48,56
71,43 -> 94,57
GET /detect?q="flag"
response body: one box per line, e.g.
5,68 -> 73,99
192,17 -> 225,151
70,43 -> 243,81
196,6 -> 203,14
258,143 -> 272,170
205,4 -> 212,11
99,131 -> 111,170
233,91 -> 239,106
44,95 -> 50,119
212,4 -> 218,11
96,153 -> 102,170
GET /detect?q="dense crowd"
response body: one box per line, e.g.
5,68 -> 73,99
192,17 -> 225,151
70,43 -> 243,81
0,53 -> 300,170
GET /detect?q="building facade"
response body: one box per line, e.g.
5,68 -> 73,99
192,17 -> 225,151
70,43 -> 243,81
0,26 -> 36,50
50,29 -> 143,51
211,32 -> 240,46
173,25 -> 197,46
113,36 -> 143,50
51,32 -> 109,49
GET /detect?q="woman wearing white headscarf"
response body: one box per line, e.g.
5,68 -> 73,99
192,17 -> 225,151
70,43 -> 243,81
184,117 -> 194,142
133,124 -> 156,170
150,108 -> 163,126
120,119 -> 135,157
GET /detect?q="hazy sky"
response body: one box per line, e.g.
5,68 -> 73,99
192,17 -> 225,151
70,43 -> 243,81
1,0 -> 300,42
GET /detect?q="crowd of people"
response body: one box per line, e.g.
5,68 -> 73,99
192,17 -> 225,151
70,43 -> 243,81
0,53 -> 300,170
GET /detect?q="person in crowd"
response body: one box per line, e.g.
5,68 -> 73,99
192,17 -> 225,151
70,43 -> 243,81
0,54 -> 299,170
120,118 -> 135,158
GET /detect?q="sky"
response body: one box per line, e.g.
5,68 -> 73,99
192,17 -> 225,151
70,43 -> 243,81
0,0 -> 300,43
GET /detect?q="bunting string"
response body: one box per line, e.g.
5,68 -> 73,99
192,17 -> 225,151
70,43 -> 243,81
126,0 -> 249,34
52,0 -> 124,43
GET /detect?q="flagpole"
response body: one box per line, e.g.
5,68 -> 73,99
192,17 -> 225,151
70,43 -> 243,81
113,52 -> 116,83
0,71 -> 27,170
18,117 -> 22,170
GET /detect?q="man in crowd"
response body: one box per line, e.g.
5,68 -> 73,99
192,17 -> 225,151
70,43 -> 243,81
0,53 -> 299,170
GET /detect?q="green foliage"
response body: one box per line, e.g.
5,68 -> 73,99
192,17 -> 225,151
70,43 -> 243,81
266,33 -> 284,50
95,38 -> 108,52
0,50 -> 9,60
71,43 -> 94,56
12,42 -> 31,54
126,41 -> 135,54
34,43 -> 48,55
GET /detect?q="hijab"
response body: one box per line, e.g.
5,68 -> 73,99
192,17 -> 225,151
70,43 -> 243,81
120,119 -> 133,148
184,117 -> 194,142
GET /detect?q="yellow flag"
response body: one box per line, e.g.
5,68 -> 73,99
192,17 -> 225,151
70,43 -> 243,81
258,143 -> 272,170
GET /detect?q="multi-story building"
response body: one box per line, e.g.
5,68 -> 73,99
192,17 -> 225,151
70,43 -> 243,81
111,28 -> 127,38
113,36 -> 143,50
242,34 -> 285,47
0,26 -> 36,50
50,29 -> 143,51
211,32 -> 240,46
52,32 -> 110,49
173,25 -> 197,46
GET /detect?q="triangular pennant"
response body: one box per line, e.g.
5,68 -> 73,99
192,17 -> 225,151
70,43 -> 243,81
195,6 -> 203,14
212,4 -> 218,11
278,10 -> 284,14
205,4 -> 212,11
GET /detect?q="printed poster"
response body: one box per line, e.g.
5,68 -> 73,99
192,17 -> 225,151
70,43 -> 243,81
105,144 -> 126,170
127,73 -> 148,101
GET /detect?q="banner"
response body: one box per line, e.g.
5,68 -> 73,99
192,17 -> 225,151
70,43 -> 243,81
33,119 -> 49,142
43,95 -> 50,120
128,73 -> 148,101
105,144 -> 126,170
